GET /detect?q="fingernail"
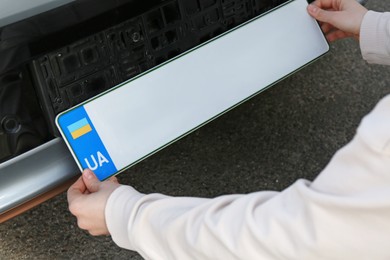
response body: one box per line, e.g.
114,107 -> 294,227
83,169 -> 93,179
308,4 -> 318,13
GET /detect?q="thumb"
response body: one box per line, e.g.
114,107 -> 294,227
82,169 -> 101,193
307,4 -> 334,24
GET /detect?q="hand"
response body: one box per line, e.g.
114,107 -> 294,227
67,169 -> 120,236
307,0 -> 368,42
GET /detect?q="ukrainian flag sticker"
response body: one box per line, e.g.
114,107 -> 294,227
67,118 -> 92,139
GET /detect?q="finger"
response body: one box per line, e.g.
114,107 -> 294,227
67,176 -> 86,204
307,4 -> 335,24
108,176 -> 119,184
321,22 -> 334,35
326,30 -> 354,42
89,229 -> 110,236
310,0 -> 338,10
82,169 -> 101,193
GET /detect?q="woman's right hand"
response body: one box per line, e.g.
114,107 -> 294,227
307,0 -> 368,41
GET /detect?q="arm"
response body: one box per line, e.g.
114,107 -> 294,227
105,95 -> 390,259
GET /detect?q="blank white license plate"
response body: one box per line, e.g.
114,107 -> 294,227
56,0 -> 329,180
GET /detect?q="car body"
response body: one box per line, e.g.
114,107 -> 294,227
3,0 -> 288,222
0,0 -> 365,223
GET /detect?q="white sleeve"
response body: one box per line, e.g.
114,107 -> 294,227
105,94 -> 390,260
360,11 -> 390,65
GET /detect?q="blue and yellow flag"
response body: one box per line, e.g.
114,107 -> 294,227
67,118 -> 92,139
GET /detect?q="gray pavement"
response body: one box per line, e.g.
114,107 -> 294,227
1,0 -> 390,259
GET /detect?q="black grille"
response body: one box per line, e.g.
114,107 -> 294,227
31,0 -> 289,135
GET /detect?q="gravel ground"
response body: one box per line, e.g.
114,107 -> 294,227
1,0 -> 389,259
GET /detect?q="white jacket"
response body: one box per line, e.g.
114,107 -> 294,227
105,10 -> 390,260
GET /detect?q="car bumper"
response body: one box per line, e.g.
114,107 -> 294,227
0,138 -> 78,222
